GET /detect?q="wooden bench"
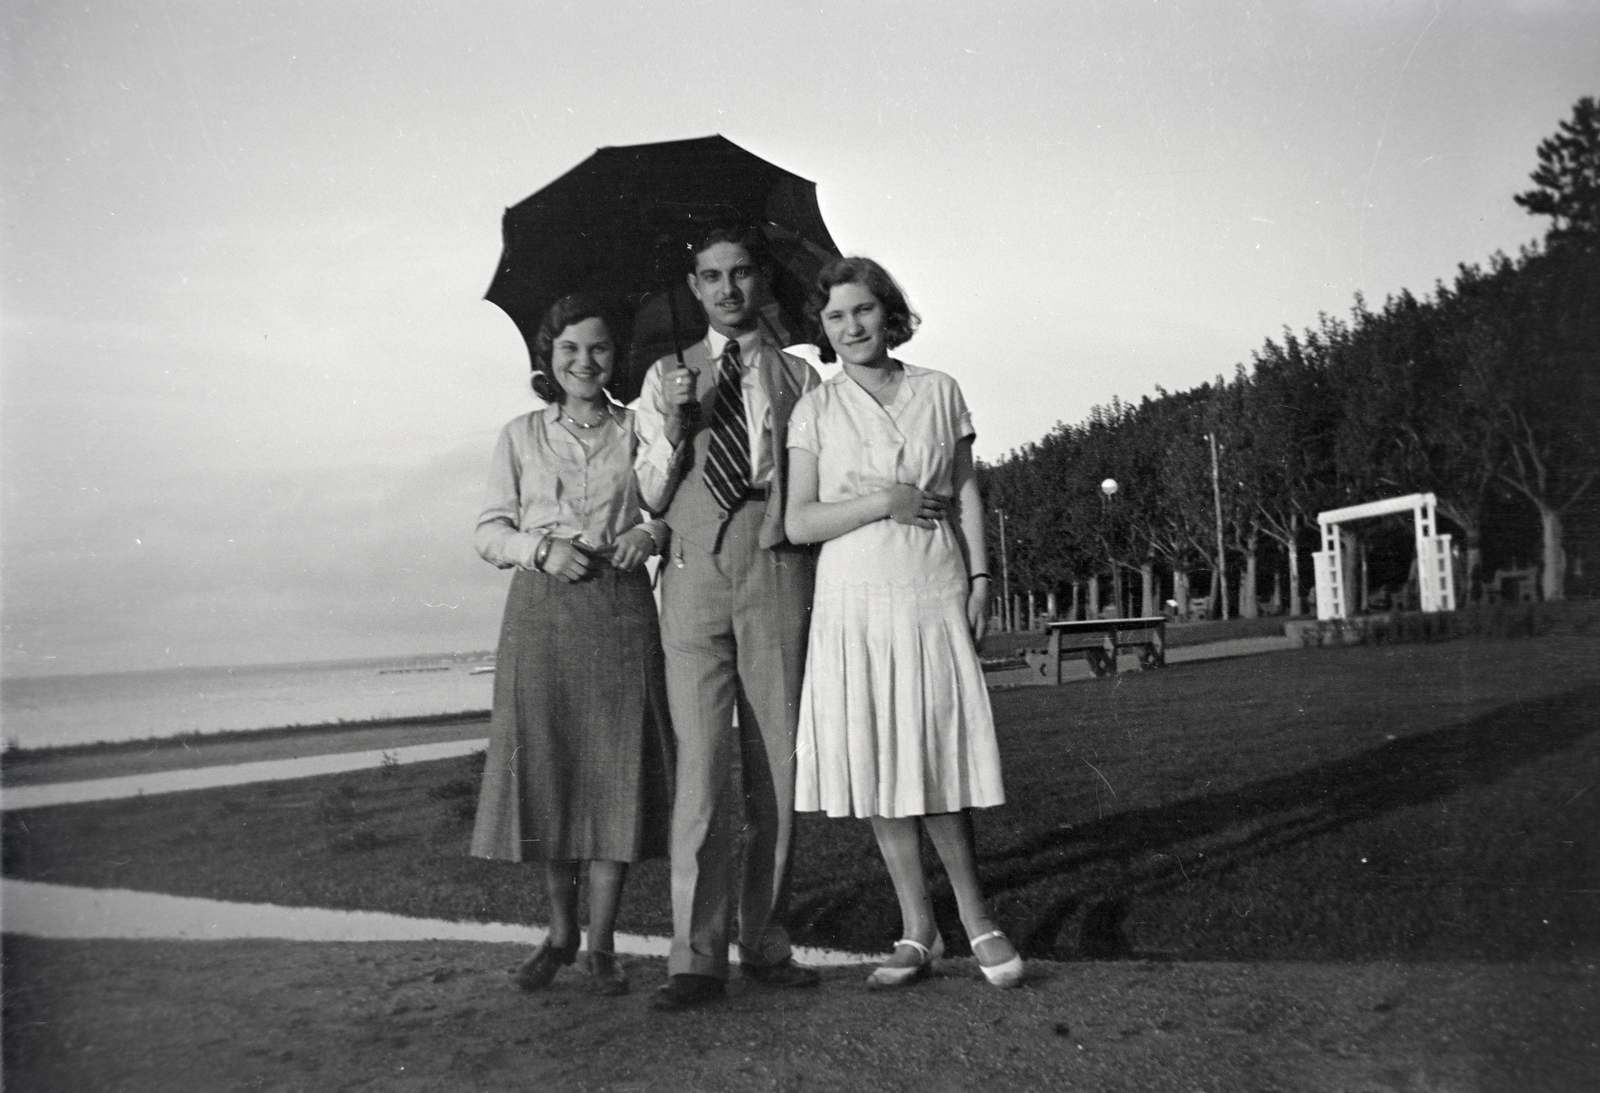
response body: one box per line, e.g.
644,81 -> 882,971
1019,617 -> 1168,684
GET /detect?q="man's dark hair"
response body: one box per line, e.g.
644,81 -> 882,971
688,223 -> 771,272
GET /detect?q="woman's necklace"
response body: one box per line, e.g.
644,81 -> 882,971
563,403 -> 612,430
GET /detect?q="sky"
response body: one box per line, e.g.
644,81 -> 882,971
2,0 -> 1595,676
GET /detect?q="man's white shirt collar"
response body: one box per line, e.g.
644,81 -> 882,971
705,327 -> 762,365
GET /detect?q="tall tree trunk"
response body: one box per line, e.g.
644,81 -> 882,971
1046,590 -> 1058,620
1456,518 -> 1484,604
1539,503 -> 1566,601
1240,529 -> 1260,619
1140,562 -> 1156,617
1208,555 -> 1231,620
1359,539 -> 1370,613
1465,535 -> 1484,603
1088,575 -> 1101,619
1173,568 -> 1190,619
1437,501 -> 1485,605
1110,564 -> 1123,619
1070,581 -> 1081,621
1027,591 -> 1037,630
1287,514 -> 1303,617
1339,530 -> 1359,616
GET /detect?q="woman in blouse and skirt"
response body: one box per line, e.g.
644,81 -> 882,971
471,294 -> 674,997
785,257 -> 1023,990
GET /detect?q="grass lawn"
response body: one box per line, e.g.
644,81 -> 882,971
5,636 -> 1598,963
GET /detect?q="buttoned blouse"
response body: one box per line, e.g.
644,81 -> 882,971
475,404 -> 666,570
787,362 -> 974,503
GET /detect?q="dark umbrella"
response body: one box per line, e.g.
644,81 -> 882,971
485,135 -> 841,402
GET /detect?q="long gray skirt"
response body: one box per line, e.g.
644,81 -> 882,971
469,564 -> 673,863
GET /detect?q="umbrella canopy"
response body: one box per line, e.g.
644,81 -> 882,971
486,135 -> 840,402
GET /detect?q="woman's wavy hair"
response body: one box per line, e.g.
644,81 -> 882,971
530,294 -> 625,404
807,256 -> 920,364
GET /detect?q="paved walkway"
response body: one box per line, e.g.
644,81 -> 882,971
1,739 -> 488,810
985,634 -> 1297,686
1,718 -> 492,788
1167,634 -> 1298,662
0,879 -> 867,965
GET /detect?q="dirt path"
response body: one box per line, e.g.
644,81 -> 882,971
1,717 -> 491,787
5,936 -> 1593,1092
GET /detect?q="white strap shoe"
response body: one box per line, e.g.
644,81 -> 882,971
970,929 -> 1024,988
866,934 -> 944,989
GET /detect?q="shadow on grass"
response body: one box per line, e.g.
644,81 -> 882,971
796,688 -> 1600,960
988,682 -> 1600,959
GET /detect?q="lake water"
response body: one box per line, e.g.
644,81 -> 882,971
0,655 -> 496,750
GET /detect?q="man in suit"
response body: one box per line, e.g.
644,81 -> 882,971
635,225 -> 821,1009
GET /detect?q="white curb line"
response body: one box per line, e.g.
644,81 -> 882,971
0,879 -> 872,966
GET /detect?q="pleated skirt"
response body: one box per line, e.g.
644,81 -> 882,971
794,519 -> 1005,819
470,564 -> 674,862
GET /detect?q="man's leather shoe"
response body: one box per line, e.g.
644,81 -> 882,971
739,957 -> 820,988
652,974 -> 726,1010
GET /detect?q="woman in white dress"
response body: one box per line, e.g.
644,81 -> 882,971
785,257 -> 1023,989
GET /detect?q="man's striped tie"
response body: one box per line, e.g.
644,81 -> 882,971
703,340 -> 751,513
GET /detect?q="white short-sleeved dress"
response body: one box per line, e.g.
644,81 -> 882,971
788,363 -> 1005,819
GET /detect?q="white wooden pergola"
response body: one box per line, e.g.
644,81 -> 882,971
1313,492 -> 1456,621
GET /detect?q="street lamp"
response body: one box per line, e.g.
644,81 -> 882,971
1206,433 -> 1228,620
996,508 -> 1011,632
1100,479 -> 1120,618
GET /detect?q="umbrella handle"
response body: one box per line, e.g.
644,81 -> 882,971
667,281 -> 686,365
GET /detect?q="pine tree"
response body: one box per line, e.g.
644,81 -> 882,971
1514,96 -> 1600,249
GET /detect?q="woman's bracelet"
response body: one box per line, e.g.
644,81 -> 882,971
968,572 -> 991,584
637,523 -> 664,555
532,533 -> 555,572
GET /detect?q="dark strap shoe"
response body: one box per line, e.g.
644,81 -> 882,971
585,951 -> 629,997
739,956 -> 820,988
652,973 -> 726,1011
508,939 -> 577,991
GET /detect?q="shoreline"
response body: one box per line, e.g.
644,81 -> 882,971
0,650 -> 495,683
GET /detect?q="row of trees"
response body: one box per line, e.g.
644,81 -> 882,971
979,98 -> 1600,622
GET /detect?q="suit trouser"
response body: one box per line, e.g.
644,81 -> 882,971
659,502 -> 815,979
